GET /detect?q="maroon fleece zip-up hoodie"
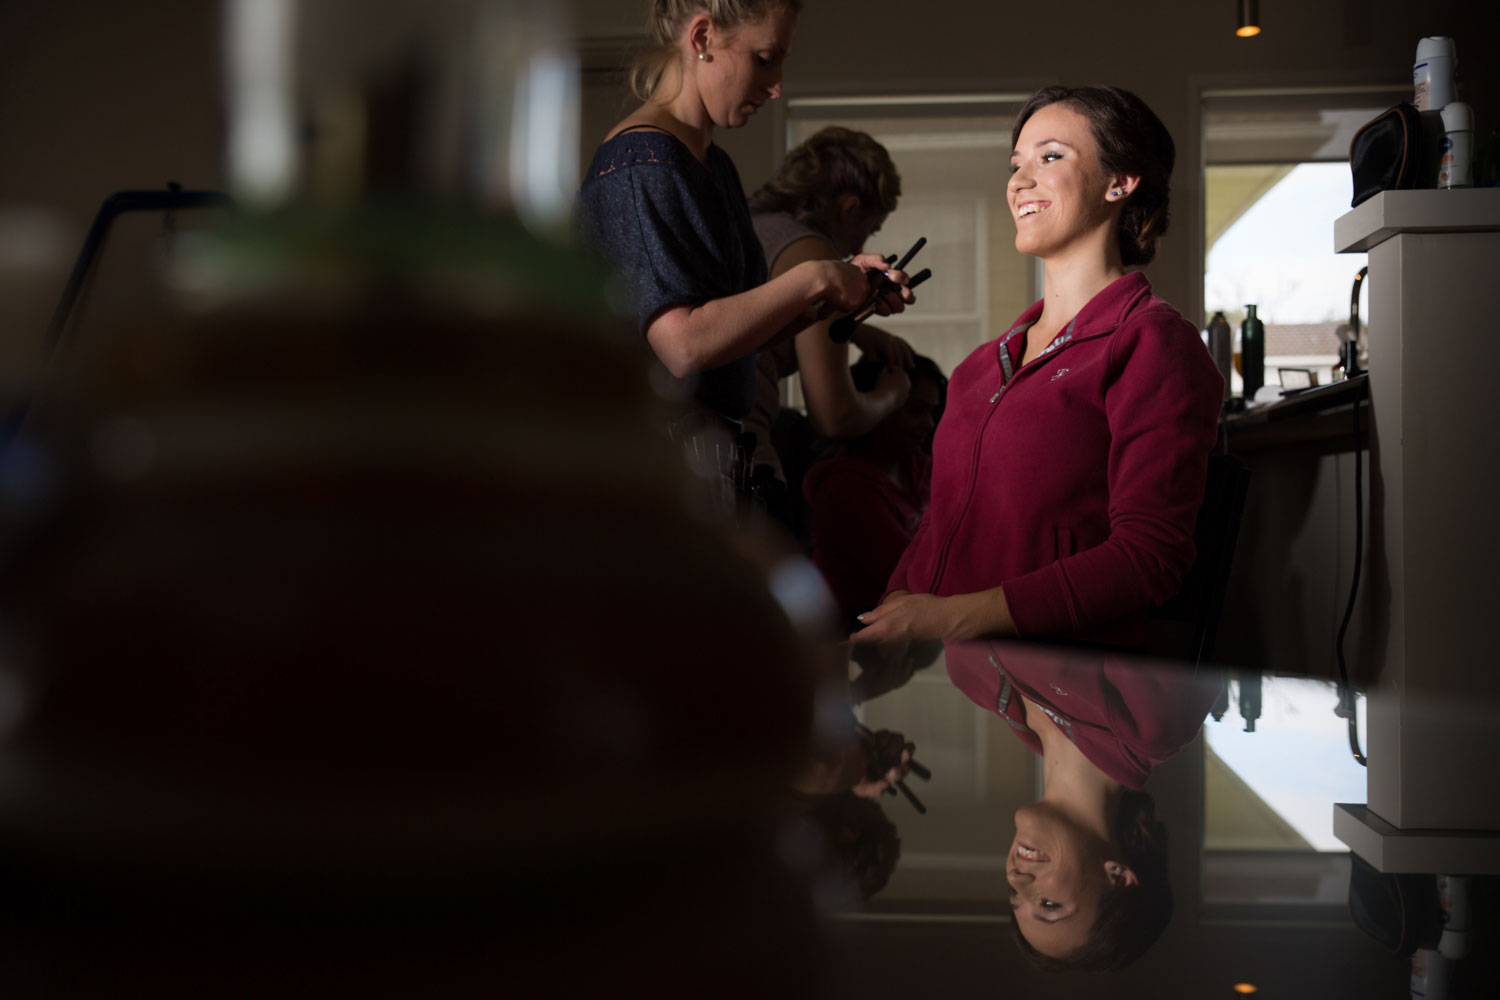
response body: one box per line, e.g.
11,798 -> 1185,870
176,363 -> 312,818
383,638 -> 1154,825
886,272 -> 1223,645
945,639 -> 1221,788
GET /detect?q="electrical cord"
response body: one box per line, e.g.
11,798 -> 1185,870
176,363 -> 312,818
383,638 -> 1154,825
1335,383 -> 1368,766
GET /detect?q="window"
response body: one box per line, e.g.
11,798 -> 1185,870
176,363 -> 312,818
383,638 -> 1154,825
1203,88 -> 1406,394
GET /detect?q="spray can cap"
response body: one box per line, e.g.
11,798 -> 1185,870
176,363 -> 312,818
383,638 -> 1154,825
1415,36 -> 1456,64
1441,102 -> 1473,131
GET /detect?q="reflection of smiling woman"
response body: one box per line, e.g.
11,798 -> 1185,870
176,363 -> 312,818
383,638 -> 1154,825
1007,692 -> 1167,970
947,639 -> 1220,971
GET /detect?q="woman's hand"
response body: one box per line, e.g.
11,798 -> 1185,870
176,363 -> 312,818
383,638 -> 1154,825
809,257 -> 914,317
806,259 -> 877,314
851,729 -> 914,799
850,587 -> 1016,644
850,592 -> 958,643
849,252 -> 915,317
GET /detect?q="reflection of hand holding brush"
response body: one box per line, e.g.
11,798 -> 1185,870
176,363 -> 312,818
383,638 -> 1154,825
829,236 -> 932,344
856,723 -> 931,815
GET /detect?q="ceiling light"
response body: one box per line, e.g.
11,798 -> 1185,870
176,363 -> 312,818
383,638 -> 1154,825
1236,0 -> 1260,37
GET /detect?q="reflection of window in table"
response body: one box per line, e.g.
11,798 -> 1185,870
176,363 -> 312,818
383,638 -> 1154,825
782,99 -> 1032,405
1202,88 -> 1405,393
1202,675 -> 1367,909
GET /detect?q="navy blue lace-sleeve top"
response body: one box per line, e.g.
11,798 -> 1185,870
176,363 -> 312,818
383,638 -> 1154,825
577,129 -> 767,421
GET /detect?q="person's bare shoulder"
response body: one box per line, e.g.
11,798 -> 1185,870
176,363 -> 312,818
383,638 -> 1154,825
768,234 -> 839,278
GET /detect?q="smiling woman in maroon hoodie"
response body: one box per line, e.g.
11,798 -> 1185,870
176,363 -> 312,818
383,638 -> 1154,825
850,85 -> 1222,649
850,85 -> 1224,969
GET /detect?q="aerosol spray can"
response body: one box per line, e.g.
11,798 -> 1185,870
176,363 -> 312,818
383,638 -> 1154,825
1437,874 -> 1470,960
1413,37 -> 1457,112
1439,103 -> 1473,189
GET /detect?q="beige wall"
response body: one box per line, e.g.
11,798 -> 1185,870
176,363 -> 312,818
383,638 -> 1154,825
5,1 -> 1495,343
0,2 -> 222,375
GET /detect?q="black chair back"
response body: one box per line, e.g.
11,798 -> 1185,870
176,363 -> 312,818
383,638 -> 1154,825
1151,452 -> 1252,667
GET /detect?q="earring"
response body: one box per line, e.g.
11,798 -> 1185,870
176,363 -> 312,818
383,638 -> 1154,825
1112,189 -> 1124,198
697,51 -> 709,61
1109,864 -> 1122,875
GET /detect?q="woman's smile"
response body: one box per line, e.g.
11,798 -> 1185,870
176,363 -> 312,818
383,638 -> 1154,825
1016,842 -> 1050,862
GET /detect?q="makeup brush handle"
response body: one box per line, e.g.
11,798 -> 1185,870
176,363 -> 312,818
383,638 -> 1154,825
828,311 -> 862,343
893,236 -> 927,272
828,268 -> 931,343
895,779 -> 927,815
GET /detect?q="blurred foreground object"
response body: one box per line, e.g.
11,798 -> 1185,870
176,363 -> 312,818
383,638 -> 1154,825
0,2 -> 825,994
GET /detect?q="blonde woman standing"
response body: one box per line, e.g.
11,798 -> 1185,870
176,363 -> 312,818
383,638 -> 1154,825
577,1 -> 913,427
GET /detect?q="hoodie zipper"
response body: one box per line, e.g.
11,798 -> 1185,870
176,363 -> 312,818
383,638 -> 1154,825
926,317 -> 1081,591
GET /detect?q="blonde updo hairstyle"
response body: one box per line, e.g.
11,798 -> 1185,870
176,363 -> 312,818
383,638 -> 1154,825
629,0 -> 804,102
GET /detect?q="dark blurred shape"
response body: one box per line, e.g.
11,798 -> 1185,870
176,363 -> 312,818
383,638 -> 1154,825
804,792 -> 901,903
848,638 -> 941,706
0,2 -> 828,993
0,203 -> 825,994
803,354 -> 945,631
1146,452 -> 1252,668
1346,853 -> 1442,957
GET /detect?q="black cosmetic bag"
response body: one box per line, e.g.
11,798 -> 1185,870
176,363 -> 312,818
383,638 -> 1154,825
1346,853 -> 1442,956
1349,103 -> 1445,207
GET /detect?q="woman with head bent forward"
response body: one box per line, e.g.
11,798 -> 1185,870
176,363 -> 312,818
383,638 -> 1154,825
576,1 -> 912,425
851,86 -> 1225,968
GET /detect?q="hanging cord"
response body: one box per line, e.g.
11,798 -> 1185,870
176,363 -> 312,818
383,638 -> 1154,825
1335,385 -> 1368,766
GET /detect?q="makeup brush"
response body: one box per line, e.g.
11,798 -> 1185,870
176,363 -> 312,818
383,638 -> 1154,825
828,268 -> 931,343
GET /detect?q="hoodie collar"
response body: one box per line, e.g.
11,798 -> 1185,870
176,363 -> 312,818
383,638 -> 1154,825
995,272 -> 1153,382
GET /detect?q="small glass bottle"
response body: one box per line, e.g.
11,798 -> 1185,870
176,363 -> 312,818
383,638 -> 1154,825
1240,304 -> 1265,399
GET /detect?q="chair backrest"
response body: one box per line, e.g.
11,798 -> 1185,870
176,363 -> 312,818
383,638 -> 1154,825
1150,452 -> 1252,667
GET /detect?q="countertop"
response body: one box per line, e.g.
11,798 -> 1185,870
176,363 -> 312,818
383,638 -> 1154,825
1223,374 -> 1369,453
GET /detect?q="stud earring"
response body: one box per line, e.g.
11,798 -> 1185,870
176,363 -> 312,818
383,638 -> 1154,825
698,51 -> 709,61
1112,188 -> 1124,198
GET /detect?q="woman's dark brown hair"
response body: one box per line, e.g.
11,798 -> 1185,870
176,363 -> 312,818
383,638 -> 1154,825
1010,85 -> 1175,267
1011,789 -> 1173,972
